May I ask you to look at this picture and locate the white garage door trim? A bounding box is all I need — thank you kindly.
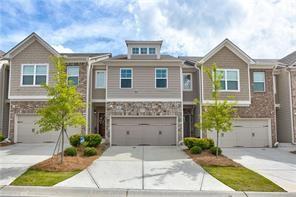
[110,115,179,146]
[206,118,272,148]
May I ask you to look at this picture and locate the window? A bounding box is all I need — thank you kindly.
[155,68,168,88]
[21,64,48,86]
[149,48,156,54]
[253,72,265,92]
[216,69,239,91]
[140,48,147,54]
[120,68,132,88]
[67,66,79,86]
[132,48,139,54]
[183,73,192,91]
[95,70,106,89]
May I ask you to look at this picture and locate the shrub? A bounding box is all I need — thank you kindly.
[206,138,215,148]
[184,137,196,149]
[210,146,222,155]
[193,139,210,150]
[190,146,202,154]
[84,134,102,147]
[0,134,4,142]
[69,134,81,147]
[64,147,77,156]
[84,147,97,156]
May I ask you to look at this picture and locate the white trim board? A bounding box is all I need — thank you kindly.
[106,98,182,102]
[202,100,251,106]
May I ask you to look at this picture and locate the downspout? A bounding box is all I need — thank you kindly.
[194,61,202,138]
[272,64,278,145]
[86,58,92,134]
[288,68,295,144]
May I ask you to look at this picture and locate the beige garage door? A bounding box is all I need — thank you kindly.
[207,120,270,147]
[16,115,81,143]
[111,117,176,146]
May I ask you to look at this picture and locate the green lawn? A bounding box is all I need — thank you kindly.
[11,169,80,186]
[203,166,285,192]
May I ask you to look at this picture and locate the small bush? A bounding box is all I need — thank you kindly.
[0,134,4,142]
[84,147,97,156]
[64,147,77,156]
[81,141,89,147]
[190,146,202,154]
[69,134,81,147]
[193,139,210,150]
[206,138,215,148]
[84,134,102,147]
[184,137,196,149]
[210,146,222,155]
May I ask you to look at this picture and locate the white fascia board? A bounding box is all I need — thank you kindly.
[202,100,251,106]
[106,98,182,102]
[9,96,50,100]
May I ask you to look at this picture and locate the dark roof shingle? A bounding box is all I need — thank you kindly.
[279,51,296,66]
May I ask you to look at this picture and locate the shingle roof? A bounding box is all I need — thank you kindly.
[61,53,111,58]
[0,50,5,58]
[253,59,280,65]
[279,51,296,66]
[109,54,180,60]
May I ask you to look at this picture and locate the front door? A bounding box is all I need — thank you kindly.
[183,114,192,138]
[98,113,105,137]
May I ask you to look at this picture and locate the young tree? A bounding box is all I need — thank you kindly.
[195,64,237,157]
[36,56,85,163]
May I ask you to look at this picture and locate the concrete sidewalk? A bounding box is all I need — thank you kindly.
[1,186,295,197]
[56,146,232,191]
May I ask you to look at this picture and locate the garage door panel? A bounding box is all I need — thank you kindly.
[17,115,81,143]
[111,117,176,146]
[207,120,270,148]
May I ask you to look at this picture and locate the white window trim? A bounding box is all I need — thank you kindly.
[20,64,49,87]
[120,68,133,89]
[253,71,265,92]
[95,70,106,89]
[132,47,156,55]
[215,68,240,92]
[183,73,192,91]
[155,68,168,89]
[67,66,80,85]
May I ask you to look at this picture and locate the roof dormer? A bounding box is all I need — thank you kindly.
[125,40,162,60]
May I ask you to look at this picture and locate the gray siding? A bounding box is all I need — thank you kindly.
[92,69,106,100]
[276,70,292,142]
[107,64,181,99]
[202,46,250,101]
[183,68,199,102]
[10,39,54,96]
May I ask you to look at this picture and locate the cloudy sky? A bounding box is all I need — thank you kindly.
[0,0,295,58]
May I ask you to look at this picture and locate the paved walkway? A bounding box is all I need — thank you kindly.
[0,143,55,185]
[56,146,232,191]
[223,146,296,192]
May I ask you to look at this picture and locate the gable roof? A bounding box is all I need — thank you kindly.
[3,32,59,58]
[199,39,255,65]
[279,51,296,66]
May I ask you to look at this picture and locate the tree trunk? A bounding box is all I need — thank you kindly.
[216,130,219,158]
[61,127,64,164]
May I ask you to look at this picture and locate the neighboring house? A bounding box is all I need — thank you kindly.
[276,51,296,144]
[0,50,9,138]
[0,32,295,147]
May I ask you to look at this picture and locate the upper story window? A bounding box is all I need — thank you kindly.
[140,48,147,54]
[132,48,139,55]
[253,71,265,92]
[67,66,79,86]
[216,69,239,91]
[155,68,168,88]
[21,64,48,86]
[183,73,192,91]
[95,70,106,89]
[120,68,133,88]
[149,48,156,54]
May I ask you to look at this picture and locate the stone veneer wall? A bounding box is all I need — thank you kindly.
[290,69,296,143]
[203,69,277,144]
[105,102,183,143]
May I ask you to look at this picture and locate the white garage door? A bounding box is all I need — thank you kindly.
[111,117,177,146]
[16,115,81,143]
[207,119,270,147]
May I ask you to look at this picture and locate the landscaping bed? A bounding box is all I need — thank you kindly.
[11,134,107,186]
[184,137,285,192]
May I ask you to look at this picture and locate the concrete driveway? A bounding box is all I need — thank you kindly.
[56,146,233,191]
[223,147,296,192]
[0,143,55,186]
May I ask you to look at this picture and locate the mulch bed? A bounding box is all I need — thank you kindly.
[32,143,108,172]
[0,142,14,147]
[185,149,241,167]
